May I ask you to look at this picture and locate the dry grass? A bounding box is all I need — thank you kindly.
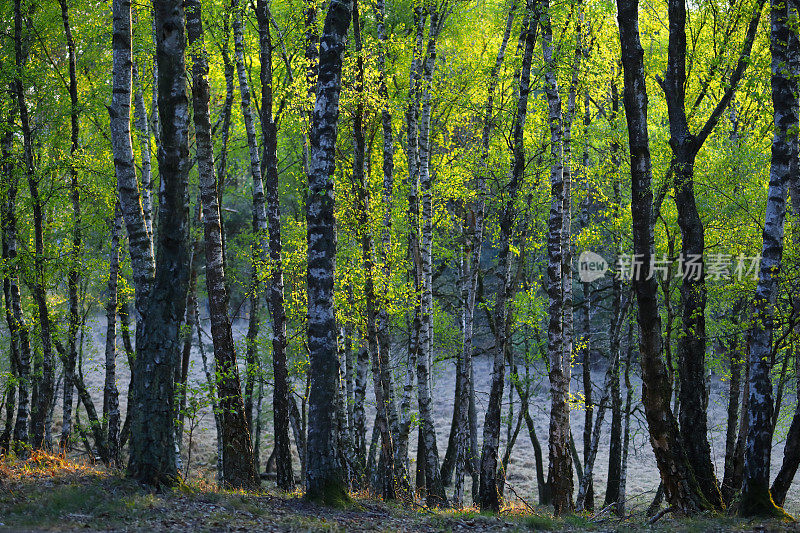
[2,453,799,532]
[0,450,106,481]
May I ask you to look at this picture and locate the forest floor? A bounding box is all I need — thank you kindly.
[1,453,799,532]
[5,312,800,529]
[66,313,800,515]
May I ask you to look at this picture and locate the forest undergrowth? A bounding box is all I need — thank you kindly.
[0,453,795,532]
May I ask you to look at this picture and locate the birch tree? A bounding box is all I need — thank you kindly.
[740,0,797,516]
[128,0,192,487]
[58,0,82,452]
[659,0,764,508]
[415,6,447,508]
[453,0,516,508]
[479,0,537,512]
[305,0,353,505]
[14,0,55,452]
[615,0,710,512]
[187,0,258,490]
[255,0,295,493]
[541,0,573,514]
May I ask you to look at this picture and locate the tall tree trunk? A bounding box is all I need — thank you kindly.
[412,6,447,508]
[349,0,405,501]
[110,0,155,333]
[605,74,624,512]
[399,3,426,476]
[128,0,192,487]
[0,104,20,456]
[305,0,352,504]
[661,0,763,509]
[231,0,268,474]
[741,0,797,516]
[58,0,82,452]
[188,0,258,490]
[453,0,515,508]
[110,0,156,465]
[541,0,572,514]
[373,0,402,484]
[254,0,295,493]
[721,335,742,503]
[479,0,536,512]
[14,0,54,452]
[1,104,30,457]
[616,0,709,513]
[103,206,123,464]
[561,0,582,507]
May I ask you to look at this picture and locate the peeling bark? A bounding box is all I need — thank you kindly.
[305,0,352,504]
[128,0,192,487]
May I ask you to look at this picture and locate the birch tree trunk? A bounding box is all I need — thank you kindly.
[616,0,710,512]
[231,0,268,473]
[128,0,192,487]
[453,0,515,508]
[349,0,406,501]
[562,3,583,509]
[399,4,426,473]
[13,0,54,451]
[479,0,536,512]
[109,0,155,365]
[0,106,29,456]
[132,64,154,239]
[373,0,400,467]
[604,74,623,510]
[416,8,447,507]
[0,112,17,455]
[254,0,295,492]
[541,0,573,514]
[741,0,797,516]
[561,6,581,507]
[660,0,763,509]
[103,206,122,464]
[188,0,258,490]
[231,0,273,460]
[305,0,352,504]
[58,0,82,452]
